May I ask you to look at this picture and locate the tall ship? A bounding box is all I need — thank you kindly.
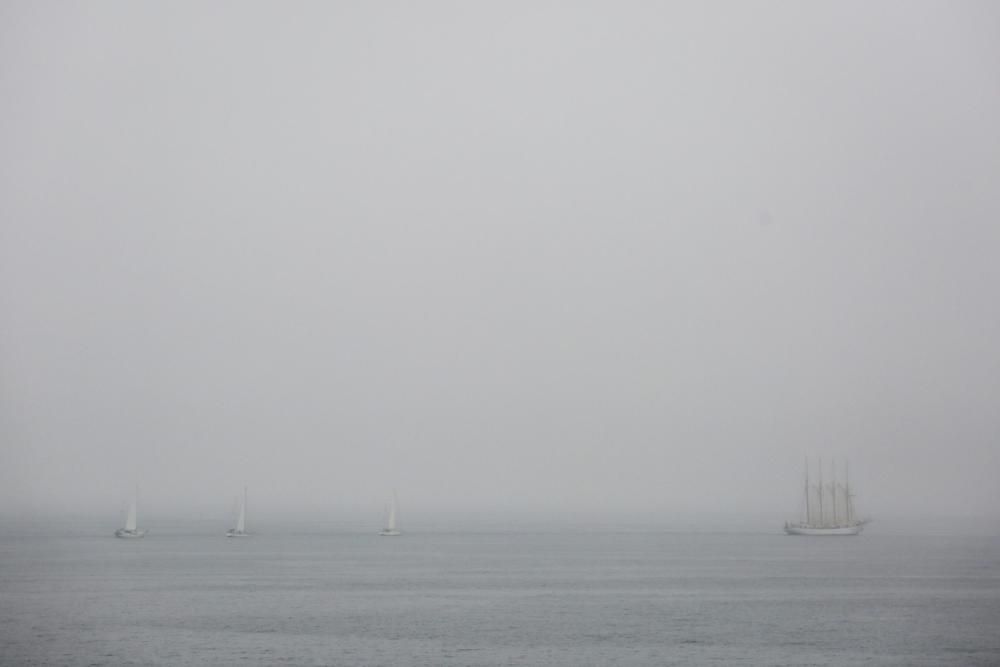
[784,458,869,536]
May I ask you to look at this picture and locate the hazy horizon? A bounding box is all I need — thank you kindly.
[5,502,999,534]
[2,2,999,521]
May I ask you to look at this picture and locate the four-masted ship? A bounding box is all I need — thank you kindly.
[785,458,869,536]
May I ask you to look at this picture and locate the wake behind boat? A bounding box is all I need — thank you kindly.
[784,458,869,536]
[380,491,401,536]
[226,487,249,537]
[115,490,147,538]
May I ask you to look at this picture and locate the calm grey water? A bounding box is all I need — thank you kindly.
[1,519,998,666]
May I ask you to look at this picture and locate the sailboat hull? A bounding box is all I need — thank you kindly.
[114,529,147,538]
[784,524,864,536]
[379,530,401,536]
[226,530,250,537]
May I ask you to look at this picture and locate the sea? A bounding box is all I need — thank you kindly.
[1,516,998,666]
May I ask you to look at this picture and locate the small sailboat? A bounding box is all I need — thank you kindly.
[784,458,870,536]
[380,491,401,536]
[114,489,147,538]
[226,487,249,537]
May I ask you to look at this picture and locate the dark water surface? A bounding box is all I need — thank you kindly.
[1,520,998,666]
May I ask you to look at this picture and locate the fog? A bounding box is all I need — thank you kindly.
[2,1,998,521]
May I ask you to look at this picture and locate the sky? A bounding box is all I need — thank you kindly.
[1,1,999,521]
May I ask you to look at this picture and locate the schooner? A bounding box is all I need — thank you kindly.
[784,458,869,536]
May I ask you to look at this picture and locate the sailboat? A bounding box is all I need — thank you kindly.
[784,458,870,536]
[226,487,249,537]
[380,491,401,536]
[114,489,147,538]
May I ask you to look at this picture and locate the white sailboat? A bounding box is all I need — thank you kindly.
[380,491,401,536]
[784,457,870,536]
[226,487,249,537]
[114,489,147,538]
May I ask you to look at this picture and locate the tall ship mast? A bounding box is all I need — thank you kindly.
[784,458,869,536]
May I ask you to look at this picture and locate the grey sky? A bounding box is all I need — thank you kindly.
[2,1,999,519]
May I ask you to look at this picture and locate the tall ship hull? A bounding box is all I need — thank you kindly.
[786,458,869,537]
[784,522,864,536]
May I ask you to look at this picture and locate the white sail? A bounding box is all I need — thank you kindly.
[236,489,246,533]
[386,498,397,532]
[125,498,137,532]
[227,487,249,537]
[380,491,401,535]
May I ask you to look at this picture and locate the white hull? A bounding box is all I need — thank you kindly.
[114,529,147,538]
[784,523,864,536]
[226,530,250,538]
[380,529,401,536]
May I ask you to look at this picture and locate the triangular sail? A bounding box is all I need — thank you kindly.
[385,493,397,532]
[125,498,137,531]
[236,488,247,533]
